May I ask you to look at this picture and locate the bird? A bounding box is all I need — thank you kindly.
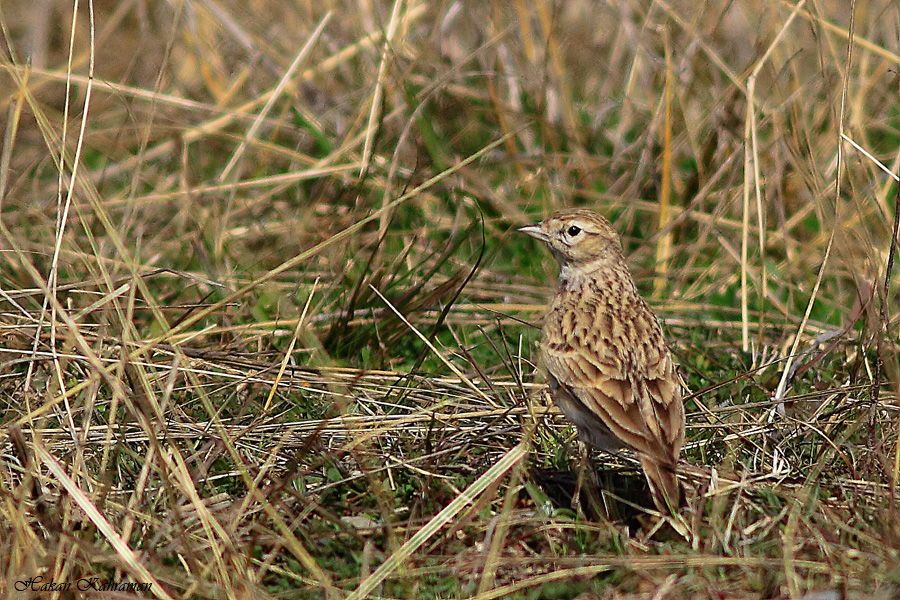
[518,208,685,513]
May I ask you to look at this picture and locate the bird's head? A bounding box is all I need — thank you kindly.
[517,208,623,272]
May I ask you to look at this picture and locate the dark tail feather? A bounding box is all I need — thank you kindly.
[639,456,682,513]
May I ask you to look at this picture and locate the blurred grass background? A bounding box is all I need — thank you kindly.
[0,0,898,597]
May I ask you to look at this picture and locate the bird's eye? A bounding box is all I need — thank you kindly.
[566,225,582,237]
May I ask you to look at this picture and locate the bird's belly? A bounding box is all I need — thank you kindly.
[547,375,626,452]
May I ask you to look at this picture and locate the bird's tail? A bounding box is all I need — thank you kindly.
[639,455,682,514]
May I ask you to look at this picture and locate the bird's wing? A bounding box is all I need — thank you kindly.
[542,294,684,464]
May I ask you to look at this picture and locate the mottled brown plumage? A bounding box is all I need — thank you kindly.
[519,208,685,513]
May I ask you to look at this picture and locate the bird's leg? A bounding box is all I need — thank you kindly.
[584,451,610,520]
[571,441,592,515]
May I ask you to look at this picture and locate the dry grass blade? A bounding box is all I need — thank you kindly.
[218,11,333,182]
[774,0,856,411]
[369,283,496,406]
[347,443,528,600]
[263,278,319,411]
[359,0,404,177]
[33,442,174,600]
[653,27,674,298]
[741,0,808,351]
[841,133,900,183]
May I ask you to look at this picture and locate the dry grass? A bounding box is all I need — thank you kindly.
[0,0,898,598]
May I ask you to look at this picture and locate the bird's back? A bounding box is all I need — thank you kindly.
[541,263,684,465]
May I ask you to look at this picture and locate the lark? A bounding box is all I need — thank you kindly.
[519,208,685,513]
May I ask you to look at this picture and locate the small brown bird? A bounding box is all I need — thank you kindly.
[519,208,685,513]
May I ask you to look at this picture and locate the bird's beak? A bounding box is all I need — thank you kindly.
[517,223,549,242]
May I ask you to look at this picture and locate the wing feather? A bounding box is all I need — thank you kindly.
[541,278,684,464]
